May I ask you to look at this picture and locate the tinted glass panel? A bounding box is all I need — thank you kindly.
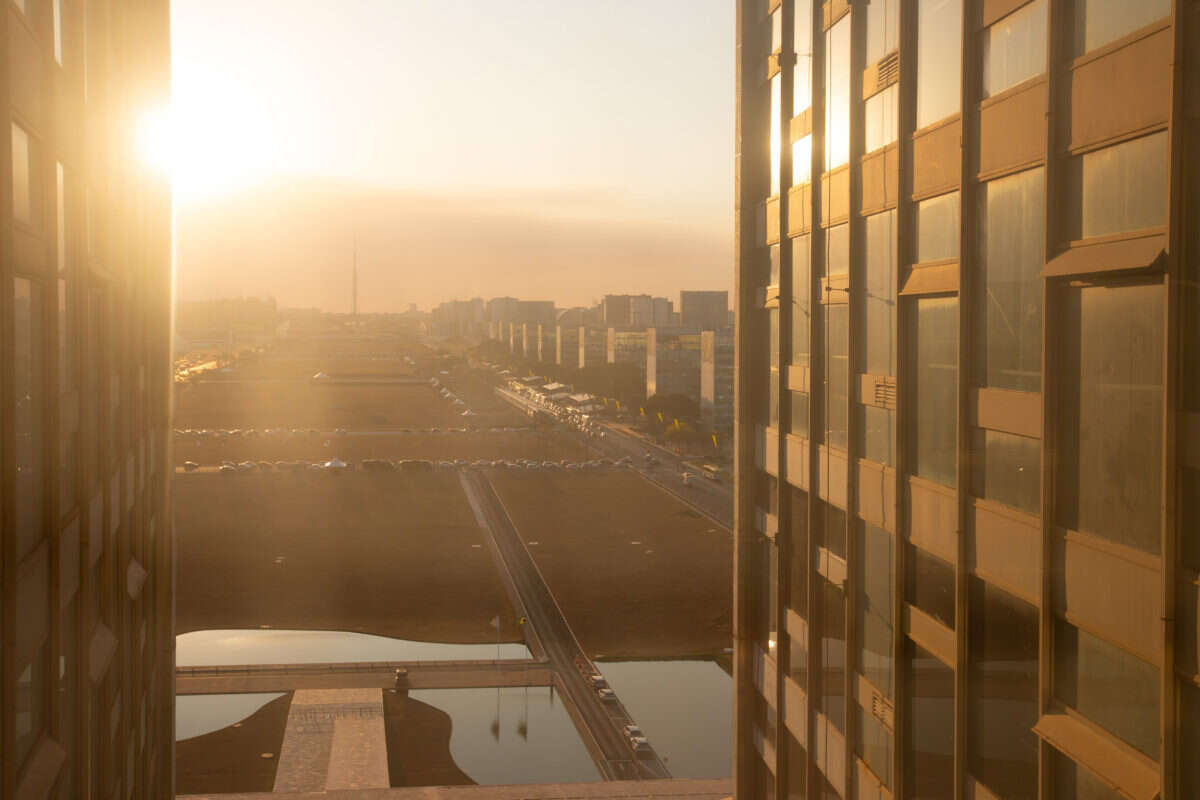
[791,392,810,437]
[771,74,782,197]
[1054,620,1160,758]
[58,599,78,798]
[795,0,813,113]
[1057,283,1162,553]
[770,308,780,368]
[16,278,45,560]
[825,17,851,170]
[865,84,898,154]
[1072,0,1170,56]
[861,405,895,466]
[1182,681,1200,798]
[790,489,809,686]
[16,647,47,770]
[858,705,893,788]
[968,578,1038,799]
[769,244,781,288]
[982,0,1048,97]
[905,642,954,799]
[1069,132,1167,241]
[977,167,1043,391]
[1052,750,1125,800]
[916,192,960,263]
[13,122,34,224]
[911,296,957,486]
[787,732,808,800]
[56,163,67,273]
[864,210,897,376]
[793,134,812,185]
[917,0,962,128]
[858,522,893,697]
[793,235,811,365]
[972,428,1040,514]
[825,223,849,277]
[865,0,899,65]
[770,6,783,53]
[825,304,848,450]
[906,543,955,629]
[820,578,846,732]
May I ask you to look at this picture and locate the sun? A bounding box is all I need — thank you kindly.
[137,107,177,177]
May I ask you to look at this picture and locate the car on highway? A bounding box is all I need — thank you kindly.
[597,687,617,703]
[588,674,607,689]
[182,461,199,472]
[629,735,653,754]
[622,724,643,738]
[218,464,236,474]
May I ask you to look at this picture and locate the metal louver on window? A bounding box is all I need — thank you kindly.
[876,51,900,93]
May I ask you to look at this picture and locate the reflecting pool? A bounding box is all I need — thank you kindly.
[176,692,286,741]
[176,629,530,666]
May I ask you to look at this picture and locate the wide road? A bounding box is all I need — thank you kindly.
[460,471,670,781]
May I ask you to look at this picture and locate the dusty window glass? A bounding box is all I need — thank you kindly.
[770,307,780,368]
[790,488,809,686]
[968,578,1038,799]
[770,6,783,53]
[757,535,780,656]
[1182,682,1200,797]
[788,733,808,798]
[12,122,35,225]
[1054,620,1160,758]
[770,370,781,427]
[1072,0,1170,56]
[857,521,893,697]
[824,304,849,451]
[865,0,899,65]
[821,502,847,561]
[864,210,897,376]
[771,74,783,197]
[906,543,955,629]
[793,134,812,185]
[820,577,846,732]
[1068,132,1167,241]
[825,16,851,170]
[16,646,47,770]
[911,296,957,486]
[972,428,1040,514]
[861,405,895,466]
[825,223,849,277]
[1052,750,1124,800]
[905,642,955,799]
[1057,283,1162,553]
[917,0,962,128]
[791,392,810,437]
[976,167,1043,391]
[982,0,1047,97]
[793,234,811,365]
[864,85,898,154]
[858,705,893,788]
[769,243,781,287]
[16,278,45,561]
[795,0,813,114]
[916,192,960,263]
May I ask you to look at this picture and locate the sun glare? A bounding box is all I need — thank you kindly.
[138,107,176,177]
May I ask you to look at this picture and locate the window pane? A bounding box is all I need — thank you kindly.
[976,167,1043,391]
[820,578,846,732]
[59,278,73,393]
[795,0,813,113]
[1069,132,1167,241]
[12,122,34,224]
[1054,621,1160,758]
[16,647,47,769]
[1072,0,1170,56]
[771,74,782,197]
[57,599,78,799]
[770,308,780,368]
[858,705,893,788]
[792,134,812,185]
[824,304,848,450]
[791,392,810,437]
[1182,681,1200,798]
[770,6,783,53]
[16,278,45,560]
[789,488,809,686]
[982,0,1048,98]
[787,732,808,800]
[865,0,899,65]
[905,642,954,800]
[1057,283,1162,553]
[911,296,957,486]
[864,209,897,376]
[861,405,895,466]
[968,578,1038,799]
[1052,750,1125,800]
[825,17,851,170]
[769,243,781,287]
[864,84,898,154]
[858,522,893,698]
[54,0,63,64]
[906,543,955,629]
[917,0,962,128]
[972,428,1040,514]
[825,223,849,277]
[793,234,811,365]
[770,370,781,427]
[916,192,960,263]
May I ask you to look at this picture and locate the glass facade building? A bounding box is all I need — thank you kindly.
[3,0,173,797]
[734,0,1198,798]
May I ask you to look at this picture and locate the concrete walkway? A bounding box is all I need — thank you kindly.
[273,689,390,792]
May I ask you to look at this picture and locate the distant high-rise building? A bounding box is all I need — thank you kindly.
[733,2,1198,799]
[646,327,703,402]
[579,326,607,369]
[652,297,675,327]
[603,294,634,326]
[700,330,733,432]
[2,1,175,796]
[607,327,649,384]
[680,290,729,331]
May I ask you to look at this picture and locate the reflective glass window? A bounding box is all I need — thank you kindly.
[16,278,45,560]
[57,598,78,798]
[824,304,848,451]
[865,0,899,65]
[861,405,895,466]
[1068,132,1167,241]
[770,243,781,288]
[864,210,897,376]
[13,122,35,225]
[56,163,67,273]
[791,392,810,437]
[858,521,893,697]
[54,0,63,64]
[771,74,783,197]
[793,234,811,365]
[795,0,813,114]
[770,308,780,368]
[906,543,955,629]
[59,278,73,393]
[911,296,957,486]
[1182,681,1200,798]
[865,85,898,154]
[1057,283,1162,553]
[820,578,846,732]
[972,428,1040,513]
[917,0,962,128]
[825,17,851,170]
[757,534,780,657]
[16,647,47,770]
[968,578,1038,799]
[787,732,808,800]
[790,488,809,686]
[1072,0,1170,57]
[976,167,1043,391]
[858,705,893,788]
[770,6,783,53]
[1052,750,1125,800]
[825,223,849,277]
[1054,620,1160,758]
[904,642,954,799]
[916,192,960,263]
[982,0,1048,98]
[792,134,812,186]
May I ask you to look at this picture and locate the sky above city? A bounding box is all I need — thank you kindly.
[169,0,735,311]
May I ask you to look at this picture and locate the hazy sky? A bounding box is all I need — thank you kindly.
[170,1,735,310]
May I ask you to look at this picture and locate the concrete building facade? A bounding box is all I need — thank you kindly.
[606,327,649,383]
[680,290,729,331]
[579,326,607,370]
[537,323,556,364]
[556,324,580,368]
[3,0,175,797]
[700,330,734,432]
[646,327,703,403]
[733,1,1200,799]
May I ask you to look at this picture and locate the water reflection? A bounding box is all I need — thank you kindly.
[597,660,732,779]
[409,687,599,785]
[176,629,530,666]
[176,692,285,741]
